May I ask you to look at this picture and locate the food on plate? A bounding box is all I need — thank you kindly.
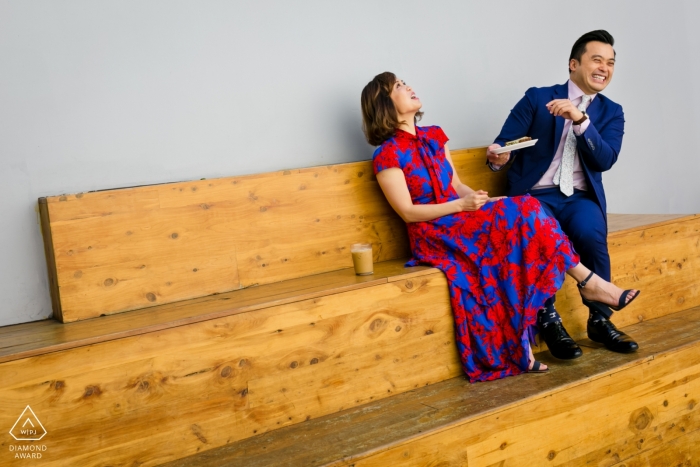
[505,136,532,147]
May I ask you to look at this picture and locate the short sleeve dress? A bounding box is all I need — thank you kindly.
[373,126,579,382]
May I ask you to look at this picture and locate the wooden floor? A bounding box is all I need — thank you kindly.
[161,305,700,467]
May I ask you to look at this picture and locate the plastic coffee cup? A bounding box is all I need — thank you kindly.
[351,243,373,276]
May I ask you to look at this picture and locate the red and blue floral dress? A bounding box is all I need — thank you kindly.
[373,126,580,382]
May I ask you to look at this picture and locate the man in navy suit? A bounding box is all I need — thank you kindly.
[487,30,638,359]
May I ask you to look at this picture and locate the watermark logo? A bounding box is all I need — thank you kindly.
[9,406,46,441]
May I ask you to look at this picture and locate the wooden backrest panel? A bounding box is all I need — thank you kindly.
[40,146,505,322]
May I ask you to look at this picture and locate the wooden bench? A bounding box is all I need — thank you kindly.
[1,147,699,466]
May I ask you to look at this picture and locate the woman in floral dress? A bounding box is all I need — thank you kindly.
[360,72,639,382]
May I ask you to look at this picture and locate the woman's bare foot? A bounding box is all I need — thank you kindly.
[568,264,638,308]
[528,345,547,371]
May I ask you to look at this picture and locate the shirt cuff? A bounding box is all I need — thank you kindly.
[573,118,590,136]
[487,161,506,172]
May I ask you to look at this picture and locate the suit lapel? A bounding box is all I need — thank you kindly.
[552,83,568,157]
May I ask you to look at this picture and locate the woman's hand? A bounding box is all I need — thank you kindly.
[459,190,490,211]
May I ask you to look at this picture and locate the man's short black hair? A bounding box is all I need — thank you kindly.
[569,30,615,72]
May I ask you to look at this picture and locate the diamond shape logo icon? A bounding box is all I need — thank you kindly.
[9,406,47,441]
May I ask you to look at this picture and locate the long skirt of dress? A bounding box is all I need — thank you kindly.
[406,195,580,382]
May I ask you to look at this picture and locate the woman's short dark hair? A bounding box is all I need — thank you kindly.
[569,30,615,72]
[361,71,423,146]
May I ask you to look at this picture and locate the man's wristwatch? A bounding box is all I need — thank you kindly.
[573,112,588,126]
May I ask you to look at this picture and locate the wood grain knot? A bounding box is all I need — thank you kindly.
[369,318,387,333]
[83,385,102,398]
[395,326,402,332]
[192,268,198,272]
[220,366,232,378]
[103,278,114,287]
[310,358,319,365]
[689,399,696,410]
[405,280,413,289]
[146,293,157,302]
[290,361,298,369]
[357,171,364,177]
[547,450,556,460]
[75,193,83,198]
[239,388,248,397]
[200,203,210,210]
[425,329,434,335]
[663,400,669,407]
[260,206,267,212]
[138,381,149,392]
[171,232,179,239]
[125,230,132,236]
[53,380,65,390]
[629,406,653,432]
[238,359,248,367]
[59,196,67,201]
[499,442,507,450]
[73,270,82,279]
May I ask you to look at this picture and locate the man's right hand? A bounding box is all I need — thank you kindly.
[486,144,511,168]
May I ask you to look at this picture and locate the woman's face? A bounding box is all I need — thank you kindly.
[390,79,421,116]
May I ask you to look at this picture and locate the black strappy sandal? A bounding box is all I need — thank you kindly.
[577,271,641,313]
[528,360,548,373]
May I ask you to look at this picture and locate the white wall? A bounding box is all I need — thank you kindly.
[1,0,699,326]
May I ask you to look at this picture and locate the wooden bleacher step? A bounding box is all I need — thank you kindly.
[160,304,700,467]
[0,259,435,364]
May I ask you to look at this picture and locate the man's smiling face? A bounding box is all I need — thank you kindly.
[570,41,616,94]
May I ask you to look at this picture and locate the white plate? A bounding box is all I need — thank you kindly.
[491,138,538,154]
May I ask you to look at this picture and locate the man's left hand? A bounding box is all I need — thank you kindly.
[546,99,583,122]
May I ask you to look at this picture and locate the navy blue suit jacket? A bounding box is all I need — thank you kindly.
[493,82,625,217]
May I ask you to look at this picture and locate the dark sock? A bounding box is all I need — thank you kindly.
[589,309,608,323]
[538,304,561,328]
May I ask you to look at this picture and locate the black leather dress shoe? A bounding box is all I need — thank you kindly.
[540,321,583,360]
[587,319,639,353]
